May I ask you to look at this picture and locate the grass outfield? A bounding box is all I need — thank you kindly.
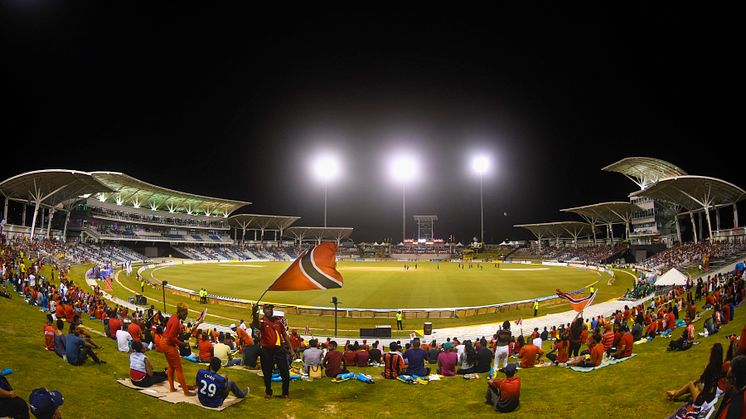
[2,266,741,418]
[142,261,619,308]
[109,263,633,337]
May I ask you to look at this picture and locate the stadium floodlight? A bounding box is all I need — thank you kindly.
[388,153,420,243]
[311,153,342,227]
[471,154,491,244]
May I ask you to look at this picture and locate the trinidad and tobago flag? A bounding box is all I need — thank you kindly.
[556,289,598,313]
[266,242,343,291]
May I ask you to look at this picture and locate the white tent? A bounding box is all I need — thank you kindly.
[654,268,688,286]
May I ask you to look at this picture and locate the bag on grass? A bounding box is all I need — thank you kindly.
[309,365,322,379]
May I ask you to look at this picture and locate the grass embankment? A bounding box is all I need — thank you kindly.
[2,273,740,418]
[118,262,630,337]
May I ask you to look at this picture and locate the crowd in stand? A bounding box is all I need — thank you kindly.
[4,234,746,416]
[512,244,627,263]
[640,241,746,274]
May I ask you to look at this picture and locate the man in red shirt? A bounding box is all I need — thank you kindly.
[568,334,605,367]
[128,321,142,343]
[323,341,348,377]
[108,316,121,340]
[252,303,294,399]
[612,329,634,359]
[485,363,520,413]
[162,303,200,396]
[517,340,544,368]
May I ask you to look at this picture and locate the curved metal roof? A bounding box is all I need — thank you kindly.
[228,214,301,231]
[561,202,640,223]
[514,221,594,238]
[284,226,353,241]
[602,157,688,189]
[90,171,250,216]
[0,169,113,207]
[629,176,746,211]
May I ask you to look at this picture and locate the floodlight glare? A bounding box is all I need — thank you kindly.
[472,155,490,175]
[389,155,418,183]
[312,154,341,182]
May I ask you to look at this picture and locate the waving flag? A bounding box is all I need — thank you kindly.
[556,289,597,312]
[265,242,343,291]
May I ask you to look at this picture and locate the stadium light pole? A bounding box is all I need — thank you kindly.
[472,155,490,244]
[389,154,418,244]
[312,154,341,227]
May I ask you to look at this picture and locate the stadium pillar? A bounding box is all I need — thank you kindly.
[607,223,614,245]
[590,221,597,244]
[241,226,246,246]
[22,203,27,226]
[716,207,721,232]
[62,210,71,242]
[690,212,698,243]
[675,213,683,244]
[704,206,714,241]
[29,201,41,240]
[734,204,739,229]
[3,198,7,223]
[46,208,55,238]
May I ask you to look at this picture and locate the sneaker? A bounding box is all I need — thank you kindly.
[242,387,250,398]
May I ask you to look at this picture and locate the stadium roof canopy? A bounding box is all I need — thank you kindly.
[561,202,641,242]
[228,214,301,233]
[602,157,688,189]
[629,175,746,240]
[514,221,595,250]
[0,169,115,238]
[90,171,250,217]
[284,226,353,244]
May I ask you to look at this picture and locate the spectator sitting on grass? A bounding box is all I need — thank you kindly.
[130,341,167,388]
[198,332,213,363]
[29,387,63,419]
[355,345,369,367]
[53,320,66,359]
[302,339,323,374]
[368,342,382,366]
[196,357,249,409]
[0,371,29,419]
[566,334,604,367]
[323,341,348,378]
[457,340,478,374]
[66,324,105,365]
[427,340,440,365]
[715,355,746,418]
[517,337,544,368]
[381,342,406,379]
[437,342,458,377]
[404,338,430,377]
[666,343,723,403]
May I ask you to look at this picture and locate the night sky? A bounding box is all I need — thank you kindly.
[1,4,742,243]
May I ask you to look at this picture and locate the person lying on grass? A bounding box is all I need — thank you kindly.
[666,342,723,404]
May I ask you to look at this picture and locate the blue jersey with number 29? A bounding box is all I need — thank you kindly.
[196,369,227,407]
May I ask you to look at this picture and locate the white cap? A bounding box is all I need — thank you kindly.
[229,323,236,329]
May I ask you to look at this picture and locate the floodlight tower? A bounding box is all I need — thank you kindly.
[312,154,341,228]
[389,154,418,244]
[472,155,490,244]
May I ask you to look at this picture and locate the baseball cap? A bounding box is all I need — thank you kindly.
[229,323,236,329]
[501,363,517,377]
[29,388,64,419]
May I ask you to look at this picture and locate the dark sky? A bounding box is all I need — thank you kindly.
[1,4,742,242]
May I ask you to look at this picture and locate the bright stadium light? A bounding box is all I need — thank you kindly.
[472,155,490,175]
[471,154,491,244]
[388,153,420,243]
[311,153,342,227]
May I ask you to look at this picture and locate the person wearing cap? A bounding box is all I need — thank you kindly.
[28,388,62,419]
[252,303,294,399]
[485,363,520,413]
[130,341,167,388]
[196,357,249,408]
[0,372,29,419]
[437,342,458,376]
[162,302,199,396]
[115,319,133,352]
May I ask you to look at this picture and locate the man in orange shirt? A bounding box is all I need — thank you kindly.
[612,329,634,359]
[161,303,201,395]
[485,363,520,413]
[517,339,544,368]
[568,334,604,367]
[128,320,142,343]
[231,323,254,365]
